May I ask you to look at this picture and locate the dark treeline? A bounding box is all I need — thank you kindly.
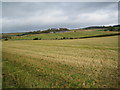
[16,28,69,36]
[84,25,120,31]
[33,33,120,40]
[1,25,120,41]
[84,26,107,29]
[16,25,120,36]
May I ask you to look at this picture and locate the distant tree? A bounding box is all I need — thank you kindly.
[4,38,8,41]
[63,37,66,39]
[60,38,63,40]
[2,35,11,40]
[33,37,39,40]
[104,29,108,31]
[59,28,69,31]
[117,27,120,31]
[70,37,73,39]
[108,26,115,31]
[113,25,120,27]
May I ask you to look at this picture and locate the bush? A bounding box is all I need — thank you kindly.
[4,38,8,41]
[2,35,11,39]
[33,38,39,40]
[117,27,120,31]
[104,29,108,31]
[70,37,73,39]
[108,26,114,31]
[74,37,78,39]
[60,38,63,40]
[63,37,66,39]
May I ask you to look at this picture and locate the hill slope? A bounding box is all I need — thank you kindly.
[10,30,119,40]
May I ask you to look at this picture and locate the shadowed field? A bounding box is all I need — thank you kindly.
[2,36,119,88]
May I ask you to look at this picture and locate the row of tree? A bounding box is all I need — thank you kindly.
[106,26,120,31]
[15,25,120,37]
[84,25,120,31]
[33,37,74,40]
[23,28,69,35]
[1,28,69,40]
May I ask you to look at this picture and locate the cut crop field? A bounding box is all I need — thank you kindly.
[2,36,119,88]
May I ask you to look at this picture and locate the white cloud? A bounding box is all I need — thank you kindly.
[76,11,117,24]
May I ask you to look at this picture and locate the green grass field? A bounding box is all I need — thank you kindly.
[11,30,118,40]
[2,36,119,88]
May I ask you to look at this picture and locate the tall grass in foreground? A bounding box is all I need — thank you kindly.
[2,36,119,88]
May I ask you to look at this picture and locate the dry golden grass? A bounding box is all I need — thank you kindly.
[2,36,119,88]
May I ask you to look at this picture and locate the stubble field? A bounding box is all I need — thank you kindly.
[2,36,119,88]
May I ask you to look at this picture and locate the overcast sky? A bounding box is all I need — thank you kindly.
[2,2,118,33]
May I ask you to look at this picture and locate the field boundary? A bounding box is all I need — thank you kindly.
[79,33,120,39]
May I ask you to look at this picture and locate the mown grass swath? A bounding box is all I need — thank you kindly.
[2,36,119,88]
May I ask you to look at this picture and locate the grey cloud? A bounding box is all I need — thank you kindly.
[2,2,118,33]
